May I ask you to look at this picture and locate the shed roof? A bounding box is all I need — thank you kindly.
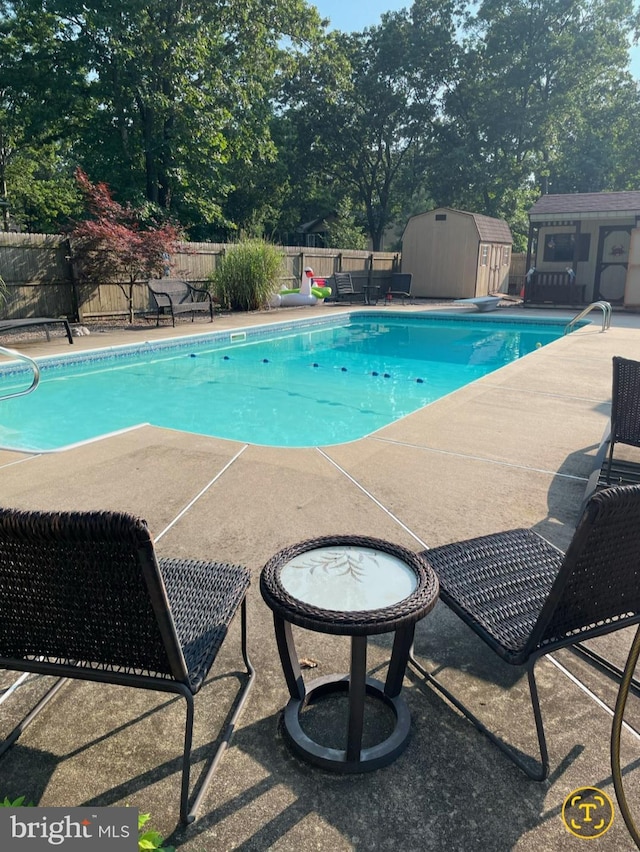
[468,211,512,243]
[529,191,640,218]
[406,207,512,243]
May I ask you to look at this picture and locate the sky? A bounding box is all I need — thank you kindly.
[311,0,640,79]
[312,0,407,32]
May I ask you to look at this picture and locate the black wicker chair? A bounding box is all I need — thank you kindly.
[582,356,640,508]
[0,508,255,824]
[410,484,640,780]
[603,356,640,485]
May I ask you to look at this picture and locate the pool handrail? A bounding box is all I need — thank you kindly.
[0,345,40,400]
[564,301,612,335]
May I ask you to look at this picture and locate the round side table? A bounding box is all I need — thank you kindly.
[260,534,439,773]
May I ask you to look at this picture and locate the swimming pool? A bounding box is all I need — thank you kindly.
[0,312,577,451]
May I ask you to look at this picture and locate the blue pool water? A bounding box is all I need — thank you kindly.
[0,313,573,451]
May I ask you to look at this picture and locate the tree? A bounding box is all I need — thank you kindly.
[325,199,368,250]
[429,0,640,247]
[41,0,323,229]
[70,170,184,323]
[545,74,640,193]
[282,2,458,249]
[0,1,87,231]
[5,141,81,233]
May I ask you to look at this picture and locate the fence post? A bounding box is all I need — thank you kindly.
[65,239,81,323]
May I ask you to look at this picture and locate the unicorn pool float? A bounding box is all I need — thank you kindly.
[270,266,332,307]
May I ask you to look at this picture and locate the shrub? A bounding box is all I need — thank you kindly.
[70,169,184,323]
[0,275,8,313]
[209,239,284,311]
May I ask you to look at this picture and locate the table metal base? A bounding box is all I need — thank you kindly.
[282,673,411,773]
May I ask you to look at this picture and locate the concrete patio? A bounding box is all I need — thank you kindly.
[1,301,640,850]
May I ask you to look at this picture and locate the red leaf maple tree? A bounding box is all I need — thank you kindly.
[70,169,184,323]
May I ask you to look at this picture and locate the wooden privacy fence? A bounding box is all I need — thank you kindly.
[0,234,77,320]
[0,235,401,321]
[508,252,527,296]
[0,234,528,321]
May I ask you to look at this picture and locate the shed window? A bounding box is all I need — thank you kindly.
[543,233,590,263]
[435,214,447,221]
[480,245,489,266]
[502,246,511,266]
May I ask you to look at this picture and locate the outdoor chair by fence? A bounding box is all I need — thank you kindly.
[0,318,74,344]
[0,507,255,824]
[384,273,413,304]
[410,484,640,780]
[148,278,214,327]
[331,272,367,304]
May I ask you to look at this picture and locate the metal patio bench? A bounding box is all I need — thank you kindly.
[410,484,640,780]
[0,507,255,824]
[148,278,214,326]
[523,270,585,306]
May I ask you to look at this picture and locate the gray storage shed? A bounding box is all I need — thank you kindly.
[401,207,512,299]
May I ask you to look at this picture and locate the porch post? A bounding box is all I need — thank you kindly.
[525,221,536,271]
[572,219,581,274]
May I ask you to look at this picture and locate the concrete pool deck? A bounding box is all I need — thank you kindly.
[1,301,640,850]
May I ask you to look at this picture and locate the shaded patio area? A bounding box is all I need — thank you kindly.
[1,303,640,850]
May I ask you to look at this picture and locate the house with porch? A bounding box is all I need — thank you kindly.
[525,191,640,307]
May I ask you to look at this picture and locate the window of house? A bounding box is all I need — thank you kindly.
[543,233,590,263]
[502,246,511,266]
[480,245,489,266]
[435,214,447,221]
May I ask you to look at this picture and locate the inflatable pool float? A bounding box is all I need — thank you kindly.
[270,267,332,307]
[279,290,318,306]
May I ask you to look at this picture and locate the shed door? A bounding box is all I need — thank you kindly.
[489,245,502,293]
[595,226,632,304]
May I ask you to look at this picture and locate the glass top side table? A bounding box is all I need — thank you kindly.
[260,534,439,773]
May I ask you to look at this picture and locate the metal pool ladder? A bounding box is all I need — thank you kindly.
[0,345,40,400]
[564,301,612,335]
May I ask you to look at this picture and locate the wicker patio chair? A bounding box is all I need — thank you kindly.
[603,356,640,485]
[410,484,640,780]
[0,507,255,824]
[582,356,640,508]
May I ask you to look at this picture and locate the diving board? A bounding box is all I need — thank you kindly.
[453,296,502,312]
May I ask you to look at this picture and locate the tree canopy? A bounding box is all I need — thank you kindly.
[1,0,640,249]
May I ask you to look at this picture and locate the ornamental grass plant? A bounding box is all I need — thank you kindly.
[209,239,284,311]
